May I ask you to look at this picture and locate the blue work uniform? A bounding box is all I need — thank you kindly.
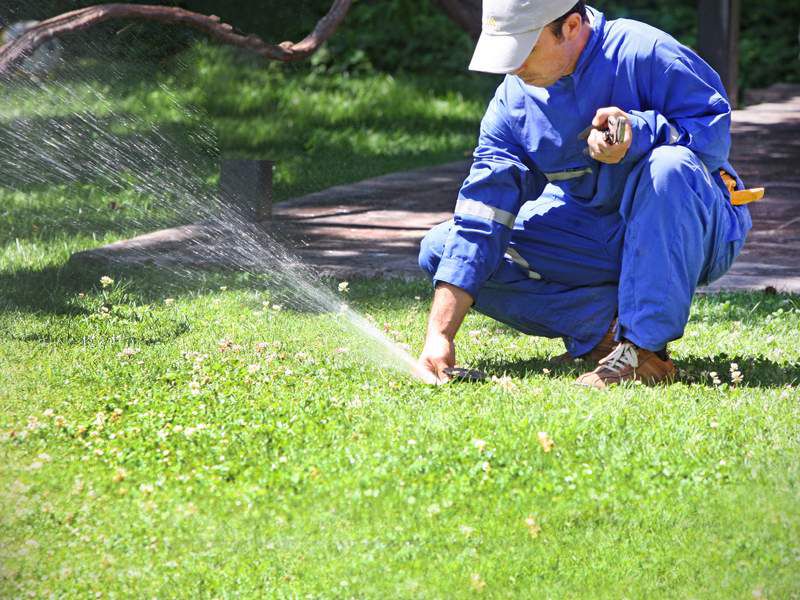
[419,7,752,356]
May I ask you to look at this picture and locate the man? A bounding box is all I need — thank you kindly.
[416,0,752,388]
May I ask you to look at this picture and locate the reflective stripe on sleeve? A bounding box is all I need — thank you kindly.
[505,247,542,280]
[669,124,680,144]
[543,167,593,182]
[454,198,516,229]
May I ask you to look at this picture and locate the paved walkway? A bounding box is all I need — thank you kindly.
[74,84,800,293]
[273,83,800,292]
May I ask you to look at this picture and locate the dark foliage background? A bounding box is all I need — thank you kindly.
[2,0,799,91]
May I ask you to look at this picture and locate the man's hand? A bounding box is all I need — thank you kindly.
[586,107,633,164]
[417,332,456,384]
[416,282,473,385]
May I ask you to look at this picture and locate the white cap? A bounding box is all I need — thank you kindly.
[469,0,579,74]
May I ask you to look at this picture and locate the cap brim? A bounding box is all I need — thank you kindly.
[468,28,542,74]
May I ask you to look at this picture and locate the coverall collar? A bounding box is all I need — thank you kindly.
[568,7,605,86]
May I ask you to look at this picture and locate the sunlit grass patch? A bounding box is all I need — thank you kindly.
[1,273,798,597]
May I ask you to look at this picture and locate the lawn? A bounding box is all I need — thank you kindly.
[1,47,799,598]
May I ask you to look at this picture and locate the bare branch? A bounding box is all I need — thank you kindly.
[0,1,353,77]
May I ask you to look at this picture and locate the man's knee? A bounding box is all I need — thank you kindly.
[623,145,711,222]
[641,145,706,194]
[418,220,452,278]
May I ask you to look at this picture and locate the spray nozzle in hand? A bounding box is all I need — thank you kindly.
[578,114,629,146]
[603,115,628,145]
[442,367,487,383]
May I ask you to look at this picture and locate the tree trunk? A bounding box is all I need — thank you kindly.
[432,0,482,41]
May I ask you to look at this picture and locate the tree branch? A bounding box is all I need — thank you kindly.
[0,1,353,77]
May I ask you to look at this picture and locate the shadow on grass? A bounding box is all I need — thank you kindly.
[0,263,192,345]
[474,352,800,389]
[2,259,797,389]
[0,261,427,315]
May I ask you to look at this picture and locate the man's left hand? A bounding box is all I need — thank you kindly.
[586,107,633,164]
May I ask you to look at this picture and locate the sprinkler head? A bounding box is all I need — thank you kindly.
[443,367,486,383]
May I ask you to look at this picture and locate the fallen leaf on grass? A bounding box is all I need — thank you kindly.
[525,516,542,538]
[470,573,486,592]
[538,431,555,453]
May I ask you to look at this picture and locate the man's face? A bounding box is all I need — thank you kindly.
[513,16,583,88]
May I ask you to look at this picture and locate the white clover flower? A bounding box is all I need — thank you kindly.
[729,363,744,385]
[100,276,114,288]
[472,438,487,452]
[491,374,515,391]
[338,281,350,293]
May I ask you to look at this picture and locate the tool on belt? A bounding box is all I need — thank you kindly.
[720,170,765,206]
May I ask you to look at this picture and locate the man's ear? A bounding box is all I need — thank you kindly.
[563,13,584,41]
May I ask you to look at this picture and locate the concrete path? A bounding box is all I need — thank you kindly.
[74,84,800,293]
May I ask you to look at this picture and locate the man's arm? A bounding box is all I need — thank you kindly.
[417,283,473,384]
[624,49,733,171]
[415,82,544,384]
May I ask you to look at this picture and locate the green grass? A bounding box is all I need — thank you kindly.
[1,47,800,598]
[1,272,799,598]
[0,45,496,203]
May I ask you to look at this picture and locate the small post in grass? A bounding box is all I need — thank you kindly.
[219,158,274,222]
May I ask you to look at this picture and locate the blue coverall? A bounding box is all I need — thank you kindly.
[419,7,752,356]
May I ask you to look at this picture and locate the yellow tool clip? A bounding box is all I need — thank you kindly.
[720,170,765,206]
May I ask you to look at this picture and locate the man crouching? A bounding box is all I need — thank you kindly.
[416,1,752,388]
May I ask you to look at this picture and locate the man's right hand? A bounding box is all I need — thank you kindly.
[415,282,473,385]
[416,332,456,384]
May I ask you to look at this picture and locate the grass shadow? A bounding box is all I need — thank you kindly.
[474,352,799,389]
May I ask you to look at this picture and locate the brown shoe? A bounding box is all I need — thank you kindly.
[553,320,617,365]
[575,341,677,389]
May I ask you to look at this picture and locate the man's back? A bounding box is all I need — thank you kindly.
[486,7,737,215]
